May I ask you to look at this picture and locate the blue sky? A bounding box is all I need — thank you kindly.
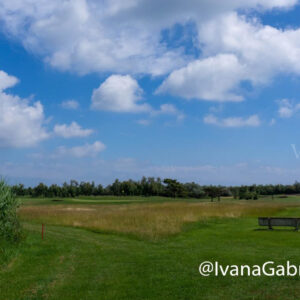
[1,0,300,186]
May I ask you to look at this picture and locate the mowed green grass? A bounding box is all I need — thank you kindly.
[2,196,300,299]
[19,195,210,206]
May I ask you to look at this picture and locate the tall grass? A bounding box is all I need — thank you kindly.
[20,202,284,240]
[0,180,22,242]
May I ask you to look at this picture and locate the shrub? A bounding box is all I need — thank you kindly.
[0,180,22,242]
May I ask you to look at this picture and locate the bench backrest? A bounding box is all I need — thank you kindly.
[259,217,300,227]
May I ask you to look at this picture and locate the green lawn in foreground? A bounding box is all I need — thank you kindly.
[2,196,300,299]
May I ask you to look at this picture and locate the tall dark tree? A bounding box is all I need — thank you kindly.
[163,179,185,198]
[204,186,219,202]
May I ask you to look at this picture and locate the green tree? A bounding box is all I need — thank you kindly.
[111,179,121,196]
[184,182,205,198]
[204,186,219,202]
[33,182,48,197]
[163,179,185,198]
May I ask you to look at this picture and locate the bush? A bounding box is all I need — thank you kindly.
[0,180,22,242]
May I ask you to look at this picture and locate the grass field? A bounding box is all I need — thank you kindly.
[2,196,300,299]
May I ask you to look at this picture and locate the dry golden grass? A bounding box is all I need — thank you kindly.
[19,202,285,240]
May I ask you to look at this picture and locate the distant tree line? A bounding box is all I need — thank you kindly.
[10,178,300,201]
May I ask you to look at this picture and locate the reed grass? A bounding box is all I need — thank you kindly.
[19,201,285,240]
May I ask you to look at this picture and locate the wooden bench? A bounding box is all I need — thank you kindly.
[258,217,300,231]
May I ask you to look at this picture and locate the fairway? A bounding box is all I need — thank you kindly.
[2,196,300,299]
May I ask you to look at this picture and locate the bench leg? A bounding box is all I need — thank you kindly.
[268,218,273,230]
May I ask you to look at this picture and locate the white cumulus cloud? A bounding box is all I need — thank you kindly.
[158,11,300,101]
[92,75,185,119]
[54,122,93,138]
[91,75,150,113]
[0,70,19,91]
[157,54,245,101]
[1,1,300,103]
[0,70,48,148]
[0,0,297,76]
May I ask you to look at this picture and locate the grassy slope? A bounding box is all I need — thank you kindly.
[2,196,300,299]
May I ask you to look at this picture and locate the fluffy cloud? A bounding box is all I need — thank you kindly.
[199,12,300,80]
[92,75,186,121]
[0,0,297,76]
[152,104,185,121]
[0,71,19,91]
[204,114,261,127]
[91,75,150,113]
[1,1,300,103]
[199,13,300,99]
[157,54,245,101]
[56,141,106,158]
[54,122,93,138]
[158,11,300,101]
[61,100,79,110]
[278,99,300,118]
[0,70,48,148]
